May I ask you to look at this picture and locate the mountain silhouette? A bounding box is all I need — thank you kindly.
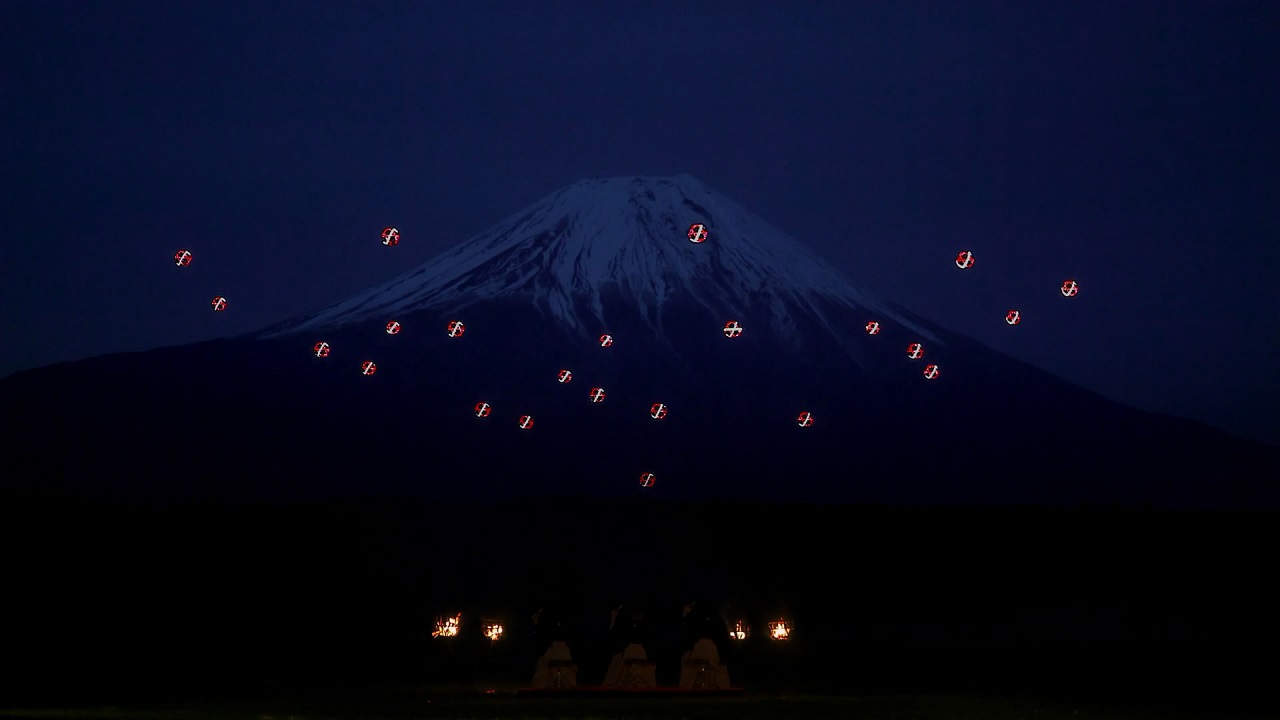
[4,175,1277,508]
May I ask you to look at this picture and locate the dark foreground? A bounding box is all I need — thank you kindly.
[2,496,1275,717]
[1,685,1274,720]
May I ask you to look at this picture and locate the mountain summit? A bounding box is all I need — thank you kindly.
[3,176,1278,508]
[260,175,941,365]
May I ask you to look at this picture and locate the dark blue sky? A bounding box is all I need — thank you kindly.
[4,0,1278,446]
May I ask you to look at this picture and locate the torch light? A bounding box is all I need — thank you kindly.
[432,613,462,638]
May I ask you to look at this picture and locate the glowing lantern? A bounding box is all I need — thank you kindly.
[385,320,401,335]
[589,387,606,403]
[474,401,491,418]
[639,472,655,488]
[688,223,708,244]
[599,333,613,347]
[1061,279,1079,297]
[558,369,573,383]
[906,342,924,360]
[447,320,466,337]
[174,249,192,267]
[650,402,668,420]
[768,619,791,640]
[381,227,399,246]
[518,415,534,430]
[955,250,975,269]
[1005,310,1021,325]
[729,621,750,641]
[360,360,377,376]
[432,613,461,638]
[923,364,939,380]
[312,341,330,358]
[722,321,743,338]
[211,296,227,312]
[796,411,813,428]
[482,620,504,642]
[865,321,880,335]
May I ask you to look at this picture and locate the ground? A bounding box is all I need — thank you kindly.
[4,500,1276,720]
[0,684,1272,720]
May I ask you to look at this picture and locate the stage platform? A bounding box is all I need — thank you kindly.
[516,686,747,697]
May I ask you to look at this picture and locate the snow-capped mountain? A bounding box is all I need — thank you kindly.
[4,175,1279,509]
[259,174,942,361]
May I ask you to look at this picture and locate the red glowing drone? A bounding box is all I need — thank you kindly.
[474,402,491,418]
[174,249,192,267]
[640,472,656,488]
[688,223,708,243]
[360,360,377,376]
[589,387,606,403]
[518,415,534,430]
[955,251,975,269]
[723,321,743,338]
[211,296,227,312]
[1006,310,1021,325]
[923,364,940,380]
[447,320,465,338]
[797,411,813,428]
[381,227,399,246]
[650,402,668,420]
[599,333,613,347]
[906,342,924,360]
[557,369,573,383]
[385,320,401,335]
[1061,279,1079,297]
[313,341,330,358]
[865,321,881,335]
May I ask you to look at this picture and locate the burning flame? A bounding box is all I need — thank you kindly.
[768,620,791,640]
[729,621,750,640]
[483,622,504,641]
[432,613,462,638]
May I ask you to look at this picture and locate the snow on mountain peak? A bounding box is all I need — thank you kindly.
[258,175,941,348]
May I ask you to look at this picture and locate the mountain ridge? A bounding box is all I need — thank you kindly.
[3,175,1278,508]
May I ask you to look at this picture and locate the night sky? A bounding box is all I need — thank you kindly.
[4,1,1278,446]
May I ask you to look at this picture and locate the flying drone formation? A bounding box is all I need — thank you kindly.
[172,224,1078,489]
